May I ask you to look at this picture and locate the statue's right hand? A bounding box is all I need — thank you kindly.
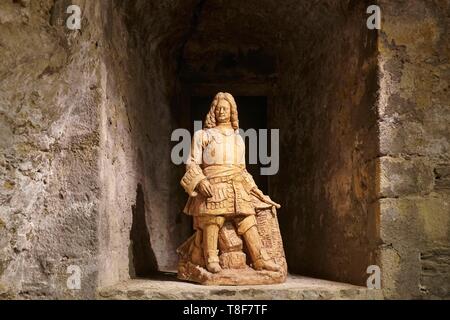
[197,179,213,198]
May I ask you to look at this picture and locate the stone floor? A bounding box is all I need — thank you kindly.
[97,272,383,300]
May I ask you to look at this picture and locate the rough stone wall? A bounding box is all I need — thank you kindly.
[377,0,450,299]
[0,0,105,298]
[97,0,196,286]
[270,0,379,286]
[97,1,142,288]
[0,0,197,298]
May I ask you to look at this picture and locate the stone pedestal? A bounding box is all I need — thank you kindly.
[97,274,384,300]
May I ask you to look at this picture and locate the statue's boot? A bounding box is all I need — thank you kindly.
[243,225,281,272]
[203,223,222,273]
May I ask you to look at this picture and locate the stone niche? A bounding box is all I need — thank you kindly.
[98,0,379,289]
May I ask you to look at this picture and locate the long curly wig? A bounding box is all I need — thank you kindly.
[204,92,239,130]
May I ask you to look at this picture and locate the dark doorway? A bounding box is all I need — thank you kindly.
[190,96,268,193]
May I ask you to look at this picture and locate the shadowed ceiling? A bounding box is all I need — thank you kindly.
[118,0,357,81]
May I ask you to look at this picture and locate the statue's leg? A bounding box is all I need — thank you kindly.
[235,215,281,272]
[198,216,225,273]
[190,229,204,266]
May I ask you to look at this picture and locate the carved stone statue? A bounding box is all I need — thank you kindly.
[177,92,287,285]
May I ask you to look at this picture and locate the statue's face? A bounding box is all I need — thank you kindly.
[215,99,231,123]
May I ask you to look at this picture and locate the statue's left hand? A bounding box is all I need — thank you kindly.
[251,188,281,209]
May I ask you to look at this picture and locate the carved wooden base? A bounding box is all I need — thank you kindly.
[177,261,287,286]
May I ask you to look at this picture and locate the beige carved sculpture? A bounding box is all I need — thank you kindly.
[177,92,287,285]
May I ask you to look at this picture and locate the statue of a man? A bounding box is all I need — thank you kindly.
[178,92,286,284]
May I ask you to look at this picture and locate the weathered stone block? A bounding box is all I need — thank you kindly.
[378,245,401,299]
[380,196,449,247]
[420,247,450,298]
[434,165,450,190]
[379,157,434,198]
[379,121,425,155]
[379,117,449,158]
